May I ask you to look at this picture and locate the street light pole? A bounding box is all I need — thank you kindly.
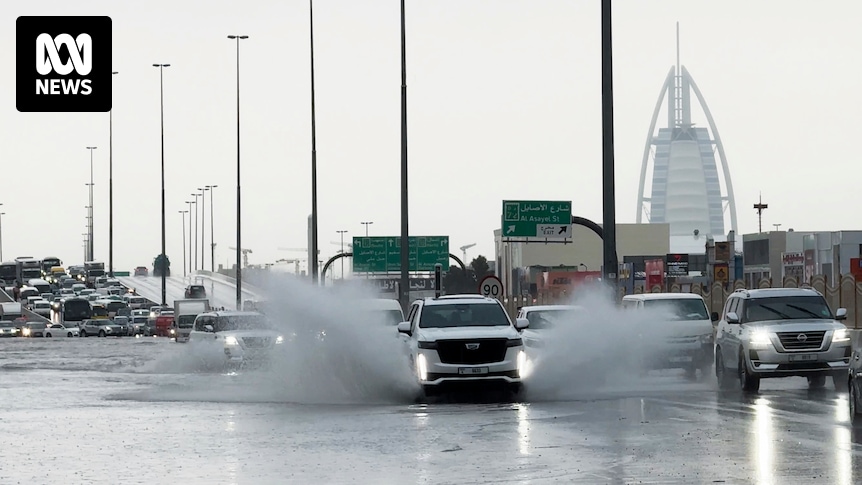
[0,211,5,261]
[86,146,97,261]
[198,187,208,271]
[109,71,118,277]
[191,192,200,272]
[153,63,170,306]
[206,185,218,271]
[600,0,619,288]
[308,0,320,285]
[336,230,348,279]
[361,221,373,237]
[179,210,188,277]
[399,0,410,312]
[228,34,249,310]
[186,200,194,274]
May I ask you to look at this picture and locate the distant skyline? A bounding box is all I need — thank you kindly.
[3,1,860,273]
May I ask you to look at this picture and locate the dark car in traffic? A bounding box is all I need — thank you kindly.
[185,285,206,299]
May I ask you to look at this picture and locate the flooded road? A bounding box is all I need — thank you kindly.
[1,337,860,484]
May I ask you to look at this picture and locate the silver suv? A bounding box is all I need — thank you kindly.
[714,287,850,392]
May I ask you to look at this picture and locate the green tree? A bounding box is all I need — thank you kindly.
[153,254,171,277]
[440,255,492,294]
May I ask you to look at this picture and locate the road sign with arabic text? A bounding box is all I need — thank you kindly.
[352,236,449,273]
[501,200,572,238]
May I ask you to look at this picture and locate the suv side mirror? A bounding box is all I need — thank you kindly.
[204,324,214,333]
[726,312,740,324]
[396,321,411,335]
[711,311,719,322]
[836,308,848,320]
[514,317,530,330]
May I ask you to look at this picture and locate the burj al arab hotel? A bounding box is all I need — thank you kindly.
[636,25,738,254]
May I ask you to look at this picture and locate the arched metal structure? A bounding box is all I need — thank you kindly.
[571,216,619,267]
[319,252,467,285]
[635,32,737,253]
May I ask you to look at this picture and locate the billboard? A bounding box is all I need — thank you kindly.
[781,252,804,279]
[645,259,664,290]
[666,253,689,277]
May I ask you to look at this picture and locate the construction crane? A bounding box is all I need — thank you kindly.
[460,243,476,263]
[330,241,353,253]
[275,258,307,275]
[228,246,252,268]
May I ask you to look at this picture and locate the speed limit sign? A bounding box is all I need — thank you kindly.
[479,275,503,299]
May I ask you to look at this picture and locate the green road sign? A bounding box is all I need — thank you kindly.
[352,236,449,273]
[113,271,130,277]
[501,200,572,238]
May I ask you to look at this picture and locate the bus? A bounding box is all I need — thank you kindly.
[16,258,42,287]
[61,297,93,326]
[41,257,62,276]
[0,262,17,286]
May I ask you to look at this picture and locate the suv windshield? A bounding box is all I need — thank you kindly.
[418,303,510,328]
[525,309,580,329]
[214,315,269,332]
[743,296,834,322]
[644,299,709,321]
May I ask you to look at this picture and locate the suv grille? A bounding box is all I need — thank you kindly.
[435,339,508,364]
[777,331,825,351]
[242,337,271,349]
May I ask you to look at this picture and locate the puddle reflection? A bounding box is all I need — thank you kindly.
[752,398,775,485]
[516,403,530,455]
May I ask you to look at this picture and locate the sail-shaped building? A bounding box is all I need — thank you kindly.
[636,25,738,254]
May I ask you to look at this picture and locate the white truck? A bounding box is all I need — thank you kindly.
[174,298,211,343]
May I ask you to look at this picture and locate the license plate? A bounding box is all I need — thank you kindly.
[458,367,489,375]
[670,356,693,363]
[789,354,817,362]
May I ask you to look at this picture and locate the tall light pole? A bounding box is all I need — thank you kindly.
[84,209,91,259]
[361,221,373,237]
[0,210,5,261]
[189,193,203,271]
[399,0,410,312]
[336,230,348,279]
[600,0,619,287]
[308,1,320,285]
[198,187,208,271]
[228,34,249,310]
[186,200,194,274]
[206,184,218,271]
[86,146,97,261]
[109,71,118,277]
[179,210,188,277]
[153,63,170,306]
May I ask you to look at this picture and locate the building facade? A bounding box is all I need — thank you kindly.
[494,223,670,297]
[742,230,862,286]
[636,30,738,253]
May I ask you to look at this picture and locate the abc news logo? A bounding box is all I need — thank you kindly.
[16,16,112,112]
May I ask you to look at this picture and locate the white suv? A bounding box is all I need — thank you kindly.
[714,287,850,392]
[397,295,529,397]
[188,311,285,369]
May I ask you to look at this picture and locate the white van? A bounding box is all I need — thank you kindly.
[357,298,405,325]
[621,293,717,379]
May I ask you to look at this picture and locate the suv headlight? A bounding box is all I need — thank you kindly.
[275,336,284,344]
[749,329,771,348]
[417,341,437,349]
[224,336,239,346]
[699,333,714,345]
[833,328,850,343]
[506,338,524,347]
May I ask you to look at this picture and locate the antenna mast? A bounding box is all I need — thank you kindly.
[753,193,768,233]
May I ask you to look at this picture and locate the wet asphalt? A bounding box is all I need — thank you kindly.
[0,337,859,485]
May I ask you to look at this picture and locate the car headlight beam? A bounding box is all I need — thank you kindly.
[275,335,284,344]
[416,353,428,381]
[224,336,238,346]
[834,328,850,343]
[749,329,771,348]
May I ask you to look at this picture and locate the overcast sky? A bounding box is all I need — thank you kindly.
[2,0,859,275]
